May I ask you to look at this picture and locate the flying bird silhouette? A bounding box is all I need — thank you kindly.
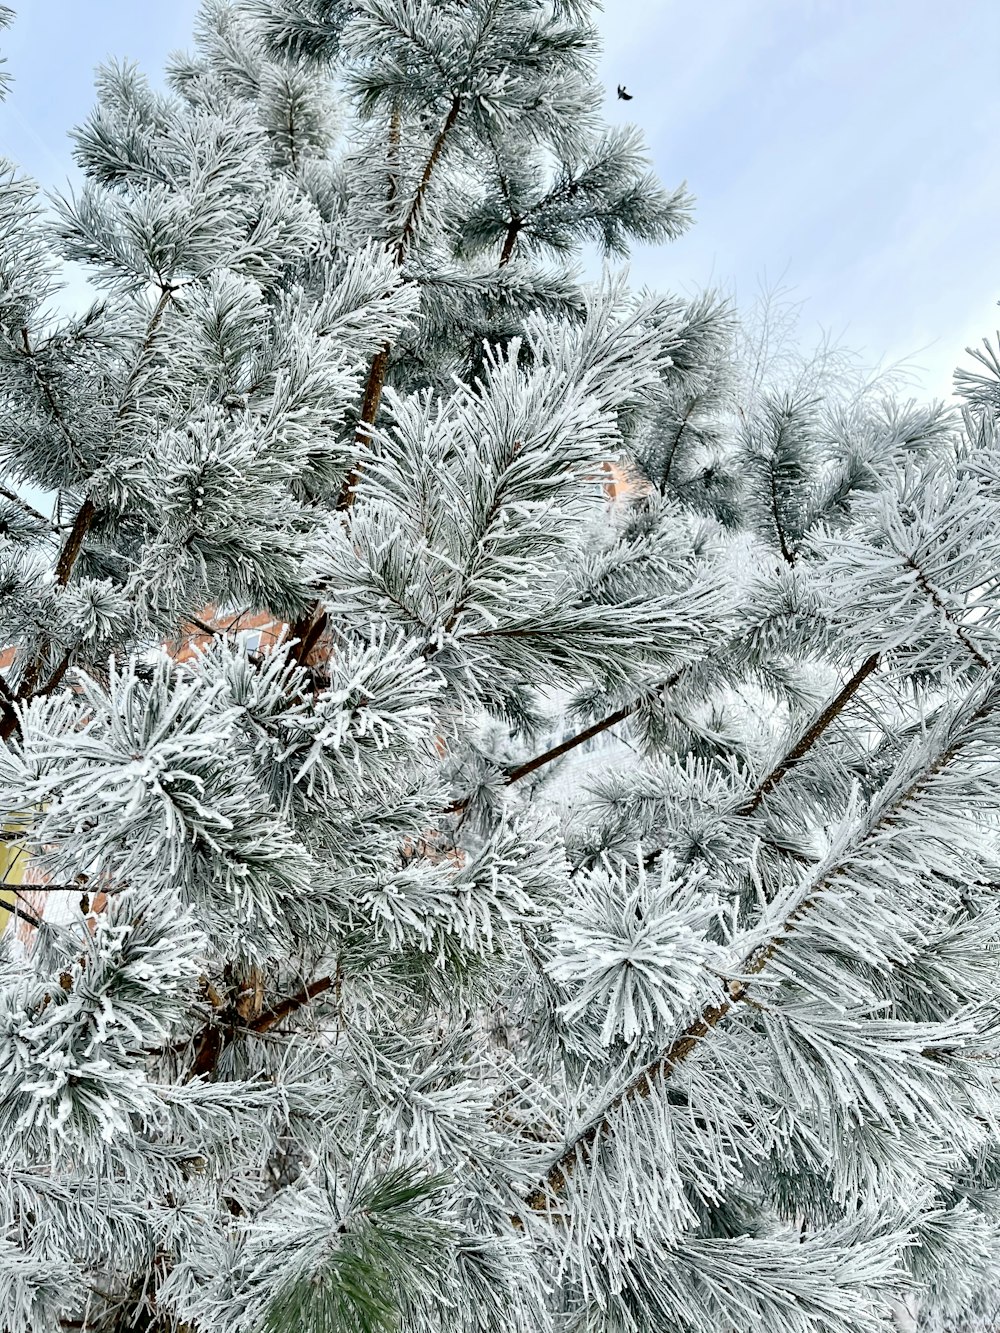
[617,85,633,101]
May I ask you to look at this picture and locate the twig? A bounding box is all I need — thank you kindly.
[739,653,881,815]
[2,899,44,930]
[904,554,992,671]
[0,483,50,527]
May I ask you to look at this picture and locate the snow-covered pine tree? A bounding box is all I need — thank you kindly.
[2,3,1000,1332]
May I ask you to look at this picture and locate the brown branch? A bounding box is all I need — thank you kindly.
[10,641,78,735]
[181,974,336,1080]
[2,286,180,743]
[286,98,298,171]
[456,644,874,814]
[393,94,462,265]
[174,655,880,1095]
[498,217,522,267]
[739,652,881,816]
[53,498,96,588]
[291,101,464,661]
[20,326,86,468]
[333,101,401,517]
[0,700,20,743]
[767,458,796,566]
[288,604,331,667]
[0,483,50,528]
[336,95,462,512]
[52,286,175,593]
[187,1025,225,1082]
[523,688,993,1212]
[504,704,638,786]
[659,398,698,490]
[251,975,335,1034]
[183,613,223,638]
[630,654,880,874]
[451,644,875,818]
[33,651,73,701]
[0,881,104,893]
[335,342,391,512]
[180,613,271,669]
[522,985,743,1211]
[905,554,992,671]
[0,703,15,747]
[2,900,45,931]
[114,283,175,426]
[386,101,402,205]
[445,689,662,817]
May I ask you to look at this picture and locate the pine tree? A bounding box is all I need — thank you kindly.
[2,4,1000,1332]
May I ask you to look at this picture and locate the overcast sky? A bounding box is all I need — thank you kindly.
[1,0,997,399]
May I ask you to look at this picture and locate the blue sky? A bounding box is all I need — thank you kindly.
[1,0,997,399]
[603,0,1000,397]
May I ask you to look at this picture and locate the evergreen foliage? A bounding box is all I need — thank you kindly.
[0,4,999,1331]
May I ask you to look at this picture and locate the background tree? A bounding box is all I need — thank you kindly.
[2,4,1000,1333]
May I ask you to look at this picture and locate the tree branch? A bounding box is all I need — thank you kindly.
[292,99,464,661]
[522,688,993,1212]
[739,652,881,816]
[0,700,20,743]
[1,286,179,743]
[251,975,335,1033]
[53,284,175,592]
[3,900,45,931]
[451,640,877,817]
[393,94,462,265]
[504,703,638,785]
[32,651,73,700]
[904,554,992,671]
[459,641,876,812]
[175,654,878,1086]
[53,499,96,587]
[767,456,796,566]
[183,613,225,639]
[0,483,51,528]
[19,325,86,469]
[498,216,522,267]
[335,342,391,511]
[385,100,403,206]
[336,94,462,514]
[181,975,336,1080]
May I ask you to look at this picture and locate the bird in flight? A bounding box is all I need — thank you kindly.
[617,85,633,100]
